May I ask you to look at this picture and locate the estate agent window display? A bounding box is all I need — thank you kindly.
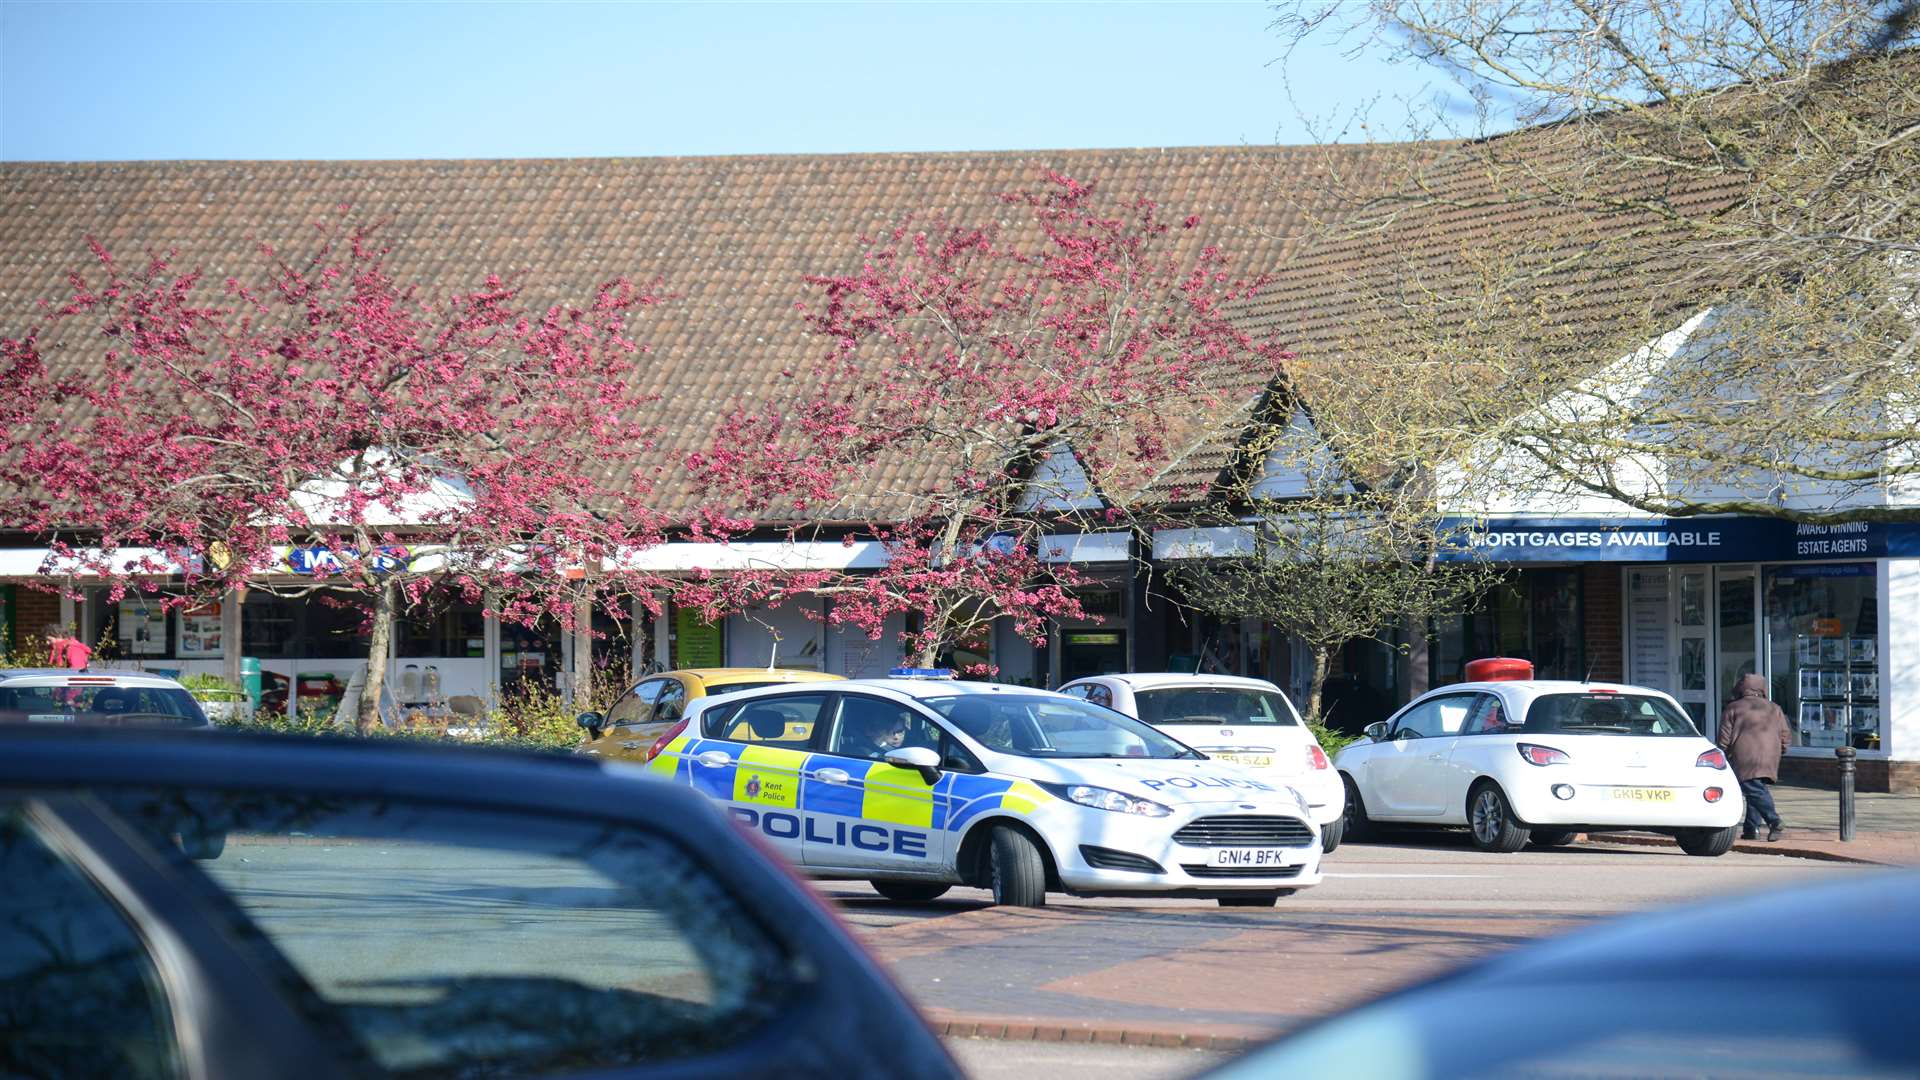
[1765,565,1880,751]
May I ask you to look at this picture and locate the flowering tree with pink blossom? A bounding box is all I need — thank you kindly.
[689,174,1293,672]
[0,221,681,729]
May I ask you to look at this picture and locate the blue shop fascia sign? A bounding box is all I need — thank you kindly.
[1439,517,1920,564]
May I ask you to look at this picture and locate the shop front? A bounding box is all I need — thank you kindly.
[1449,517,1920,791]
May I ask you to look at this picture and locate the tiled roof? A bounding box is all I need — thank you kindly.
[0,146,1414,521]
[1151,115,1755,503]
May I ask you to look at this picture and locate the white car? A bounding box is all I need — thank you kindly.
[1059,673,1347,852]
[0,667,212,729]
[638,675,1322,907]
[1334,668,1745,855]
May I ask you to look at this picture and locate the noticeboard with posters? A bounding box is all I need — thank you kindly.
[118,599,168,656]
[178,602,225,658]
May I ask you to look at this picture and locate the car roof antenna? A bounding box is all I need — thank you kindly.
[1195,640,1208,675]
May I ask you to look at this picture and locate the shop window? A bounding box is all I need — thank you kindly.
[1433,570,1585,685]
[1765,565,1879,750]
[396,597,485,658]
[241,592,372,660]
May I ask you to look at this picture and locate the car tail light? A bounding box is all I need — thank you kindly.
[1704,787,1725,803]
[644,718,691,763]
[1518,743,1570,766]
[1306,744,1330,770]
[1696,748,1728,770]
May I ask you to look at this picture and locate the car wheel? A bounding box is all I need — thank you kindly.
[1340,775,1373,844]
[1218,891,1291,907]
[1529,830,1577,848]
[1467,782,1530,853]
[176,828,227,860]
[1676,825,1738,857]
[1319,812,1344,853]
[988,825,1048,907]
[871,880,953,903]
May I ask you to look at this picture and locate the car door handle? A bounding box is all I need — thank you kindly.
[1428,752,1447,761]
[815,768,851,785]
[620,741,641,751]
[695,750,733,768]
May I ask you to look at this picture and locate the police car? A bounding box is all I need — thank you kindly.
[1335,658,1746,855]
[640,671,1323,907]
[1058,673,1347,852]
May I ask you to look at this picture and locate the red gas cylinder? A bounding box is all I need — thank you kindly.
[1465,657,1534,683]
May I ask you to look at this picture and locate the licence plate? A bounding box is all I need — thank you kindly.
[1604,787,1675,802]
[1213,753,1272,768]
[1208,848,1294,868]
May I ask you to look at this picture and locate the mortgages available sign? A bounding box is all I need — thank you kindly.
[1439,517,1920,564]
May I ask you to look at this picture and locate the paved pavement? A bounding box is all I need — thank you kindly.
[1591,783,1920,865]
[830,832,1869,1053]
[950,1038,1224,1080]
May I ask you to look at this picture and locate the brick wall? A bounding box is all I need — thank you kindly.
[11,587,62,658]
[1781,756,1918,794]
[1582,565,1623,682]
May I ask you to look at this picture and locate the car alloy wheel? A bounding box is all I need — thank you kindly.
[1468,783,1529,853]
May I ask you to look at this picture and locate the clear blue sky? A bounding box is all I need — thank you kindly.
[1,1,1463,161]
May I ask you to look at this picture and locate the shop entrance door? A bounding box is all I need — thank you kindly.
[1673,568,1712,731]
[1711,567,1760,740]
[1060,630,1126,682]
[1626,568,1674,694]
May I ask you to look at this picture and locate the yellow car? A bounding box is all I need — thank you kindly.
[577,668,844,760]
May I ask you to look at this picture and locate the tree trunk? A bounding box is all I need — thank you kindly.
[571,592,594,706]
[357,580,396,735]
[221,588,243,689]
[913,614,944,669]
[1304,645,1332,726]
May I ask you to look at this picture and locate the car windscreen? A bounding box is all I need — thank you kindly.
[1523,693,1700,737]
[925,694,1201,759]
[704,681,800,698]
[0,684,207,729]
[88,786,808,1077]
[1135,687,1300,726]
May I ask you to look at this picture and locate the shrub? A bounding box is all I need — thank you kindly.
[1306,716,1361,756]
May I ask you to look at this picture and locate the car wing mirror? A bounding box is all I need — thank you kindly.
[576,711,605,739]
[1364,721,1389,743]
[884,745,942,784]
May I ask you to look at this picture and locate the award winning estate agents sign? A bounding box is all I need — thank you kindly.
[1440,517,1920,563]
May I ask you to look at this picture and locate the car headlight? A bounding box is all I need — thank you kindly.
[1040,783,1173,818]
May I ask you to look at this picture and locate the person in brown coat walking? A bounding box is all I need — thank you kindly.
[1717,673,1790,841]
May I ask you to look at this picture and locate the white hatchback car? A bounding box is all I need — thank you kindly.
[1059,674,1347,852]
[642,675,1323,907]
[0,668,212,730]
[1334,661,1745,855]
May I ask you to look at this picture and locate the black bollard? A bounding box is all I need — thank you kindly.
[1836,746,1856,842]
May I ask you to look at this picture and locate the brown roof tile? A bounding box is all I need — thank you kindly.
[1,146,1412,520]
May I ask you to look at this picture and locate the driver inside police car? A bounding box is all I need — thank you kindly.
[840,708,910,760]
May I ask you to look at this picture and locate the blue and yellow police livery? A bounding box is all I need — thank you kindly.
[640,674,1322,907]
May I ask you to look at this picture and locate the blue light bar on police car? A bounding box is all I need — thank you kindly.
[888,667,957,679]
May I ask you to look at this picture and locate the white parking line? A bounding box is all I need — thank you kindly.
[1324,872,1493,878]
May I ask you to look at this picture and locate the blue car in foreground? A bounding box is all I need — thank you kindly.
[1,728,961,1080]
[1203,869,1918,1079]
